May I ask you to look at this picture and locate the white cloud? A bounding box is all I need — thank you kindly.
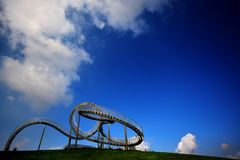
[0,0,90,112]
[221,143,231,151]
[78,0,168,34]
[176,133,197,154]
[0,0,170,112]
[49,146,63,150]
[135,141,150,151]
[13,138,30,150]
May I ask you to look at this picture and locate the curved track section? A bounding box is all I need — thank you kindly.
[4,102,144,150]
[4,118,86,151]
[70,102,144,146]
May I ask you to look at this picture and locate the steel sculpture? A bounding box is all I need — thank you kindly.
[4,102,144,151]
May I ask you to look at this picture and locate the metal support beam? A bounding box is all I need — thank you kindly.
[75,113,80,148]
[124,125,128,150]
[38,125,46,151]
[101,136,104,149]
[68,128,72,148]
[108,123,111,149]
[97,128,100,148]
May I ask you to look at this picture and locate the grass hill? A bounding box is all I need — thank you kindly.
[0,148,232,160]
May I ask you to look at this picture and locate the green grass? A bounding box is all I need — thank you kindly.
[0,148,231,160]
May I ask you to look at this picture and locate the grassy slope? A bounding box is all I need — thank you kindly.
[0,148,231,160]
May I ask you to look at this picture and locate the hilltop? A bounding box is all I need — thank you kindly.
[0,148,232,160]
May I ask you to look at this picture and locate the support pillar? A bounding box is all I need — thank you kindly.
[101,136,104,149]
[38,125,46,150]
[124,125,128,150]
[75,113,80,148]
[68,128,72,148]
[108,123,111,149]
[97,128,100,148]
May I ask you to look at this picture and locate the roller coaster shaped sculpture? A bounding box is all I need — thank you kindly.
[4,102,144,151]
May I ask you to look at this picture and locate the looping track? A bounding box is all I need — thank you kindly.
[4,102,144,151]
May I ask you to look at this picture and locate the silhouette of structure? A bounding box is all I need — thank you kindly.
[4,102,144,151]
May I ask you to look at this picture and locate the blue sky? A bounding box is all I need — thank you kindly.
[0,0,240,158]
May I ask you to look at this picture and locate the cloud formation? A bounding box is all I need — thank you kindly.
[176,133,197,154]
[0,0,169,112]
[135,141,150,151]
[49,146,64,150]
[0,0,90,112]
[221,143,231,151]
[13,138,30,150]
[78,0,167,34]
